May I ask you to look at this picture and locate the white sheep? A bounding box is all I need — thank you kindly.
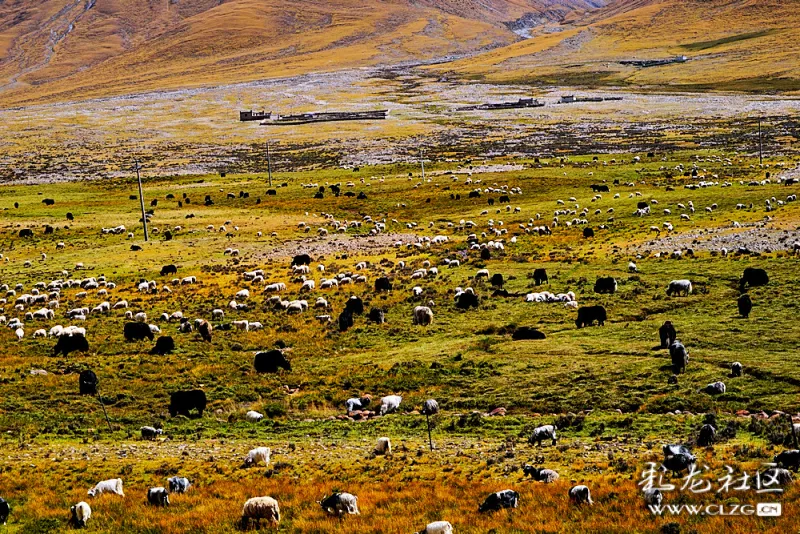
[243,446,271,468]
[300,280,315,292]
[375,436,392,455]
[246,410,264,422]
[569,485,593,505]
[379,395,402,416]
[240,496,280,529]
[235,289,250,301]
[70,501,92,527]
[87,478,124,498]
[412,306,433,326]
[415,521,454,534]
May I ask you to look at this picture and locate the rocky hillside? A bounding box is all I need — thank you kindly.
[0,0,604,105]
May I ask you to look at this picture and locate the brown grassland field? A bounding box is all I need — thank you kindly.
[2,0,800,532]
[1,148,800,533]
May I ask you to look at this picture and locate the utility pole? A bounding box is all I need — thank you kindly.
[97,391,113,433]
[758,117,763,166]
[420,147,425,181]
[266,139,273,187]
[134,159,149,241]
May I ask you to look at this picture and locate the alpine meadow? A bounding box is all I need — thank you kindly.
[1,1,800,533]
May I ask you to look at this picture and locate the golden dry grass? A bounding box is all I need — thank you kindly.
[0,0,516,107]
[431,0,800,92]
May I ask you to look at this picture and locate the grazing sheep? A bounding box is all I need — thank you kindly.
[243,447,271,468]
[147,487,170,506]
[246,410,264,422]
[167,477,191,494]
[478,489,519,512]
[197,320,213,342]
[300,279,315,292]
[731,361,743,377]
[318,492,360,515]
[669,340,689,374]
[345,395,372,412]
[529,424,557,446]
[666,279,692,296]
[240,496,280,529]
[87,478,124,498]
[412,306,433,326]
[522,465,559,482]
[375,437,392,455]
[415,520,453,534]
[643,488,663,507]
[569,485,593,505]
[379,395,402,416]
[70,501,91,527]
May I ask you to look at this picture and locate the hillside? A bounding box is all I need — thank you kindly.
[0,0,602,106]
[435,0,800,91]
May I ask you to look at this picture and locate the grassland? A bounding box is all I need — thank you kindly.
[1,149,800,532]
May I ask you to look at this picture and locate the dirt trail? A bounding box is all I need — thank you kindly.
[256,232,419,261]
[628,222,800,254]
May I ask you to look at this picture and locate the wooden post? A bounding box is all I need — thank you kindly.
[426,413,434,451]
[266,140,273,187]
[787,414,798,449]
[134,160,149,241]
[758,118,763,166]
[420,148,425,181]
[97,391,113,433]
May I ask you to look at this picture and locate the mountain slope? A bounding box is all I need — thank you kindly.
[435,0,800,91]
[0,0,603,106]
